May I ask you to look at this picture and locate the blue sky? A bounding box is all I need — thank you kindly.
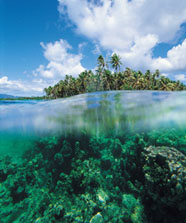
[1,0,186,96]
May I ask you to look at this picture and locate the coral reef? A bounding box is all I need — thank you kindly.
[0,135,145,223]
[141,145,186,223]
[0,129,186,222]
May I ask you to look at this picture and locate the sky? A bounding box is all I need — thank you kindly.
[1,0,186,96]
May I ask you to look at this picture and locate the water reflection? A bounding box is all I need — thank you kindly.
[1,91,186,154]
[1,91,186,135]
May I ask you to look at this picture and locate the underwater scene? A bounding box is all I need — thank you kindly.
[0,90,186,223]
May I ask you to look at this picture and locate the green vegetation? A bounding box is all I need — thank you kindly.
[44,54,186,99]
[0,96,46,101]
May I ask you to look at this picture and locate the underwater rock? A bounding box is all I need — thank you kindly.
[96,189,109,206]
[141,145,186,221]
[89,212,103,223]
[52,202,65,219]
[122,194,144,223]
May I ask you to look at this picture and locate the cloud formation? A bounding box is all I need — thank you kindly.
[152,39,186,72]
[0,39,86,96]
[34,39,85,79]
[58,0,186,72]
[175,74,186,81]
[0,76,55,96]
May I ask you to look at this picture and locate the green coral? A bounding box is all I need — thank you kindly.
[122,194,144,223]
[1,128,185,222]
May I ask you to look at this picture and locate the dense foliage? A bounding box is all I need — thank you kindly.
[44,54,186,98]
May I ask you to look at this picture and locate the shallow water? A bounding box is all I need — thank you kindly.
[1,91,186,155]
[0,91,186,223]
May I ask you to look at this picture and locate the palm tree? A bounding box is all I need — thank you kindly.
[96,55,107,91]
[77,72,87,93]
[154,69,160,79]
[110,53,122,72]
[102,69,114,90]
[97,55,107,71]
[144,70,151,81]
[44,86,52,97]
[42,52,186,98]
[159,76,170,91]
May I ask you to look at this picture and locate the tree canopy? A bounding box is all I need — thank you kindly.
[110,53,122,72]
[44,54,186,99]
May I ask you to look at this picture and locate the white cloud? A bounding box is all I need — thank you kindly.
[92,42,102,55]
[34,39,85,79]
[58,0,186,72]
[78,42,87,52]
[175,74,186,81]
[1,39,86,96]
[121,34,159,69]
[0,76,9,84]
[161,73,170,78]
[152,39,186,72]
[0,76,55,96]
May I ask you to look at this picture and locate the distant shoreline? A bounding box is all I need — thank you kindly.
[1,89,186,101]
[0,96,46,101]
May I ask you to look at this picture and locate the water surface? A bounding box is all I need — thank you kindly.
[1,91,186,156]
[0,91,186,223]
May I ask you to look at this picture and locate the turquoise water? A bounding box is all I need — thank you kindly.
[1,91,186,155]
[0,91,186,223]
